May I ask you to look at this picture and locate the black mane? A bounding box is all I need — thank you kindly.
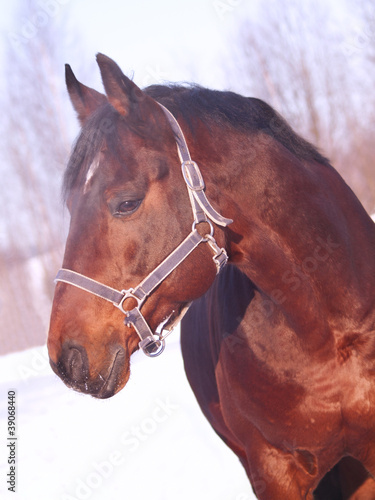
[144,84,330,166]
[64,84,330,198]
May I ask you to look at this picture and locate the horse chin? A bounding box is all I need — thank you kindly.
[49,341,130,399]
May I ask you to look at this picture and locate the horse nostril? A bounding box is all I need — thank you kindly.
[67,348,85,382]
[58,343,89,385]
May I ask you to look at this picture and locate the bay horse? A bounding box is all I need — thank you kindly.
[47,54,375,499]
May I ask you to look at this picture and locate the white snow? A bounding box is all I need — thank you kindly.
[0,333,254,500]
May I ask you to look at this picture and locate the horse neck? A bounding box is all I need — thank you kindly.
[198,129,375,342]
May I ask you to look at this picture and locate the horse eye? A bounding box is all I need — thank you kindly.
[115,199,142,215]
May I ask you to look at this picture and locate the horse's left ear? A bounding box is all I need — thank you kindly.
[65,64,107,125]
[96,53,154,117]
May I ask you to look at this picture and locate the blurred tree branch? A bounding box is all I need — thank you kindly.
[0,0,89,353]
[230,0,375,213]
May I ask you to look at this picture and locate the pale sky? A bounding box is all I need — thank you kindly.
[0,0,260,91]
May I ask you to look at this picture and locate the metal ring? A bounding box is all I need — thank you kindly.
[192,219,214,239]
[142,337,166,358]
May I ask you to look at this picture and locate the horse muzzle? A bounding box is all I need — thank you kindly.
[49,341,127,399]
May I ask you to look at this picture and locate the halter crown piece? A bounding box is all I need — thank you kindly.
[55,103,233,357]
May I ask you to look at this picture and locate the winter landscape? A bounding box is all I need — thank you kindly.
[0,333,254,500]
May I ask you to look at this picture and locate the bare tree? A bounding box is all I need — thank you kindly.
[0,0,89,353]
[345,0,375,212]
[229,0,375,213]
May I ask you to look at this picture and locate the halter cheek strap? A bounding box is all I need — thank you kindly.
[55,103,233,357]
[159,104,233,228]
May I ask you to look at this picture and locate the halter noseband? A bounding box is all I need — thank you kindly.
[55,103,233,357]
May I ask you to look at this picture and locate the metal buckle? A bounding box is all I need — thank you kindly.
[204,234,229,273]
[139,336,165,357]
[182,161,205,192]
[122,307,165,357]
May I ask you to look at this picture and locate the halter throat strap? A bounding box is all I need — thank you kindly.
[55,103,232,357]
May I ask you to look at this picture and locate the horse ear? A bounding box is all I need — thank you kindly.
[65,64,107,125]
[96,53,151,117]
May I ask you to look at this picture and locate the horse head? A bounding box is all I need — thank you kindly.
[47,54,230,398]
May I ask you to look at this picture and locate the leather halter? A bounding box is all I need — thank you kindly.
[55,103,233,357]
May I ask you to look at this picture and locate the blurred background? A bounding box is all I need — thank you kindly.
[0,0,374,498]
